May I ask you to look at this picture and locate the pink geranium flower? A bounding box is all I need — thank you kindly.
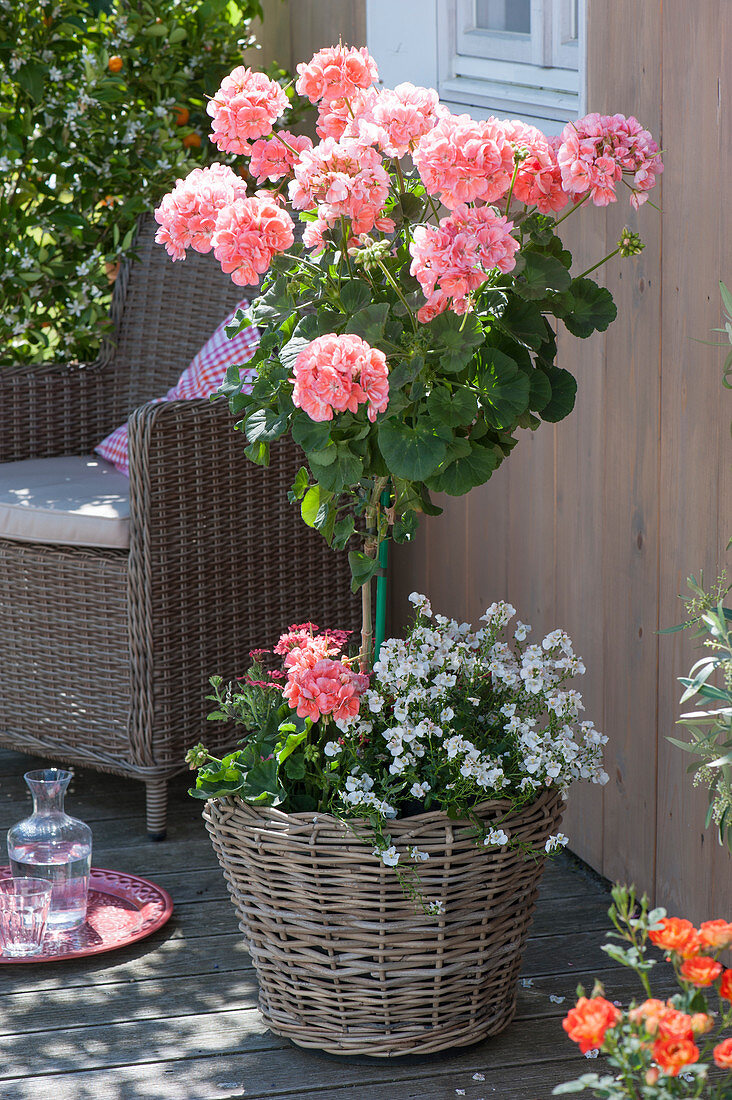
[211,195,294,286]
[292,333,389,422]
[289,137,391,236]
[295,45,378,106]
[556,112,662,207]
[499,120,569,215]
[154,164,248,261]
[283,658,364,724]
[348,82,447,157]
[409,204,519,322]
[207,66,289,154]
[413,114,515,209]
[317,88,378,141]
[249,131,313,183]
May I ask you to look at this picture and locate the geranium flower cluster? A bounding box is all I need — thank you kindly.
[273,621,367,725]
[291,333,390,422]
[557,111,663,209]
[154,164,295,285]
[558,888,732,1097]
[409,204,520,321]
[156,43,661,330]
[326,593,606,868]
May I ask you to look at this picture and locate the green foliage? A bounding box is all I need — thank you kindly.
[0,0,278,366]
[669,575,732,850]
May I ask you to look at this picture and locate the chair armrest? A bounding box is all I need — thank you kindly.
[124,398,357,766]
[0,355,115,463]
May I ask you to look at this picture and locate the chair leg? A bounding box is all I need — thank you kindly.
[145,779,168,841]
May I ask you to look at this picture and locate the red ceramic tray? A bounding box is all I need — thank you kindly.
[0,866,173,963]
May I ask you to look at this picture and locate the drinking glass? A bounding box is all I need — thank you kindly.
[0,878,52,957]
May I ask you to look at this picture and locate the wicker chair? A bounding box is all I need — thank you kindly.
[0,217,358,838]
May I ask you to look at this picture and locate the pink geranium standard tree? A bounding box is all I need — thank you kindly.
[156,43,662,672]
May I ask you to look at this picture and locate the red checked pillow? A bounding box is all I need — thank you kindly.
[95,300,258,475]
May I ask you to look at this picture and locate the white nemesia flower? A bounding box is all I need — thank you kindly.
[323,741,341,757]
[545,833,569,853]
[376,845,400,867]
[484,827,509,847]
[410,781,431,798]
[407,846,430,862]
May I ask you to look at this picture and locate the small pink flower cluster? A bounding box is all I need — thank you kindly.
[207,66,290,155]
[289,137,393,236]
[347,82,447,158]
[276,622,367,724]
[154,164,248,261]
[501,121,569,215]
[295,44,378,106]
[248,131,314,184]
[556,112,663,208]
[291,333,389,422]
[316,88,377,141]
[409,204,520,322]
[212,195,295,286]
[413,114,515,209]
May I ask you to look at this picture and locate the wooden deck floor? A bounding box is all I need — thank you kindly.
[0,749,660,1100]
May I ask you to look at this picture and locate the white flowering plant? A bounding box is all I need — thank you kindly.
[187,594,607,906]
[0,0,280,366]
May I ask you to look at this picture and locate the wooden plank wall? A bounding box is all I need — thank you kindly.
[390,0,732,920]
[249,0,732,917]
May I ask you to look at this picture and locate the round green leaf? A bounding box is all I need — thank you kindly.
[377,419,448,481]
[539,367,577,423]
[476,349,531,429]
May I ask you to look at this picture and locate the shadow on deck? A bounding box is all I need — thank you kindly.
[0,750,638,1100]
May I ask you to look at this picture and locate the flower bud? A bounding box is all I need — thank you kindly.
[618,227,644,257]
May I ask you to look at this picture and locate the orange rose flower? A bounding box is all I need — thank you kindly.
[629,998,667,1035]
[721,969,732,1001]
[652,1037,700,1076]
[699,919,732,949]
[563,996,622,1054]
[649,917,701,958]
[680,956,723,987]
[714,1037,732,1069]
[657,1008,694,1042]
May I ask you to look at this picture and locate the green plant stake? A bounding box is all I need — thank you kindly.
[374,491,389,662]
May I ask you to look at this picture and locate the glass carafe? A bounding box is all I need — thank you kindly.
[7,770,92,931]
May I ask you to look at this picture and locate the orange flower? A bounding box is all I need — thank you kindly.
[721,969,732,1001]
[652,1037,700,1076]
[689,1013,714,1036]
[563,996,622,1054]
[649,917,701,958]
[657,1008,694,1042]
[182,133,202,149]
[629,999,667,1035]
[175,107,190,126]
[714,1037,732,1069]
[680,956,723,987]
[699,919,732,950]
[108,55,123,73]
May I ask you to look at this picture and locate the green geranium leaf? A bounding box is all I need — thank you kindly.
[339,280,372,313]
[288,467,309,502]
[476,349,531,429]
[291,414,331,453]
[427,385,478,427]
[377,418,448,481]
[309,445,363,492]
[388,354,424,392]
[514,250,572,300]
[277,730,307,763]
[498,296,546,351]
[245,408,289,444]
[539,367,577,422]
[559,279,618,338]
[284,754,306,780]
[348,550,380,592]
[332,515,355,550]
[278,335,312,371]
[345,303,390,343]
[528,369,553,412]
[244,441,269,466]
[301,484,330,527]
[425,311,485,373]
[427,441,498,496]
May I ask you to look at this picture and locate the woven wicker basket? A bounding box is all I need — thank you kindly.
[203,786,563,1056]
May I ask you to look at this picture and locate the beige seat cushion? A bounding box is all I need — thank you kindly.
[0,456,130,550]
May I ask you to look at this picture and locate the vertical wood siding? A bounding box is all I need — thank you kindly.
[391,0,732,918]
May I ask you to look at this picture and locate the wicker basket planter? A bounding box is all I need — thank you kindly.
[203,785,563,1057]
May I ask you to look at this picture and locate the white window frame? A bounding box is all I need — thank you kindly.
[366,0,586,135]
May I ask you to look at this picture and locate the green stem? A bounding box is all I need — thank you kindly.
[340,216,354,277]
[504,157,522,217]
[271,130,299,157]
[423,191,442,223]
[375,259,418,333]
[552,191,590,227]
[576,246,620,280]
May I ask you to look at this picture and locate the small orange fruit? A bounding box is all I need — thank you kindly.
[108,55,123,73]
[182,132,202,149]
[175,107,190,126]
